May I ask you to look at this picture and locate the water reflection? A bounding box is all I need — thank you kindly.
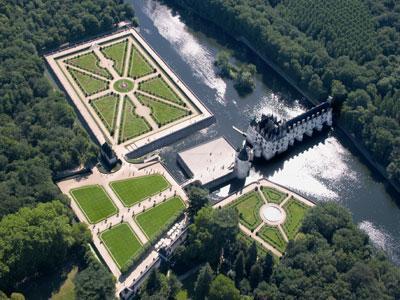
[143,1,227,104]
[132,0,400,264]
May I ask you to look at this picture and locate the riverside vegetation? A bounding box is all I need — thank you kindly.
[166,0,400,184]
[1,0,400,299]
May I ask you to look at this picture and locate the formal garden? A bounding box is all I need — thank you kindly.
[228,185,312,254]
[100,223,143,270]
[119,96,151,143]
[59,35,196,144]
[90,93,119,134]
[70,185,118,224]
[110,174,171,207]
[135,196,185,241]
[136,93,190,127]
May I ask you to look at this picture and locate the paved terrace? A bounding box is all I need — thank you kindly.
[214,178,315,257]
[178,137,236,187]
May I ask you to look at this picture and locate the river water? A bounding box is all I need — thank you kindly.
[129,0,400,263]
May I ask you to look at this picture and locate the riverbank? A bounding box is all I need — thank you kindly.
[161,0,400,197]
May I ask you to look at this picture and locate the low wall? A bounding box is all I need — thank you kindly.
[125,115,215,159]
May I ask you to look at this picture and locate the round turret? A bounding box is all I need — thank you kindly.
[234,145,252,179]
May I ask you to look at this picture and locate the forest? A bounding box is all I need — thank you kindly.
[0,0,135,217]
[165,0,400,184]
[133,188,400,299]
[0,0,134,297]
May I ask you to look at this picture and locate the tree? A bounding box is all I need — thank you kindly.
[167,273,182,300]
[0,201,84,291]
[262,252,274,282]
[194,263,214,300]
[74,261,115,300]
[245,242,257,274]
[185,207,239,267]
[208,274,240,300]
[187,186,209,221]
[249,263,263,289]
[234,251,245,284]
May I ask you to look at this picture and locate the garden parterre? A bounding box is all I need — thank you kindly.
[46,28,210,150]
[221,181,314,255]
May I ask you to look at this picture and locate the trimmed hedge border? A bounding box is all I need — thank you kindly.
[128,45,155,79]
[65,51,112,79]
[282,197,309,240]
[67,66,109,96]
[100,38,129,76]
[138,75,186,107]
[118,96,152,143]
[228,190,264,231]
[90,92,119,135]
[135,92,191,127]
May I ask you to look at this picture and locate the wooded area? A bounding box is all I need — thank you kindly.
[0,0,134,217]
[167,0,400,184]
[0,0,134,296]
[137,191,400,299]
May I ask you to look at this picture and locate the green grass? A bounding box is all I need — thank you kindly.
[68,68,108,96]
[66,52,111,78]
[128,47,154,78]
[101,40,128,76]
[51,266,78,300]
[282,197,309,240]
[110,174,170,207]
[230,191,264,231]
[261,187,287,204]
[91,94,119,134]
[70,185,117,224]
[100,223,143,269]
[139,77,184,105]
[136,196,185,240]
[113,79,134,93]
[136,93,189,127]
[119,97,151,143]
[258,226,287,253]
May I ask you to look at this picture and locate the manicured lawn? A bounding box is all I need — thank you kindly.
[66,52,111,78]
[119,97,151,142]
[261,187,287,204]
[282,197,309,240]
[258,226,287,253]
[110,174,170,206]
[230,191,264,230]
[91,94,119,134]
[70,185,117,224]
[136,196,185,240]
[139,77,184,105]
[136,93,189,127]
[68,68,108,96]
[101,40,128,76]
[128,47,154,78]
[100,223,143,269]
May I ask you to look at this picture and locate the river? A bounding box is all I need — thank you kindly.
[129,0,400,263]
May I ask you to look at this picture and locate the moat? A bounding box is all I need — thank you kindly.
[130,0,400,264]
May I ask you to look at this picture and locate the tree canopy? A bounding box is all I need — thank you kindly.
[0,0,134,217]
[167,0,400,184]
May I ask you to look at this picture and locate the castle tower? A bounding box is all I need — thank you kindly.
[234,145,252,180]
